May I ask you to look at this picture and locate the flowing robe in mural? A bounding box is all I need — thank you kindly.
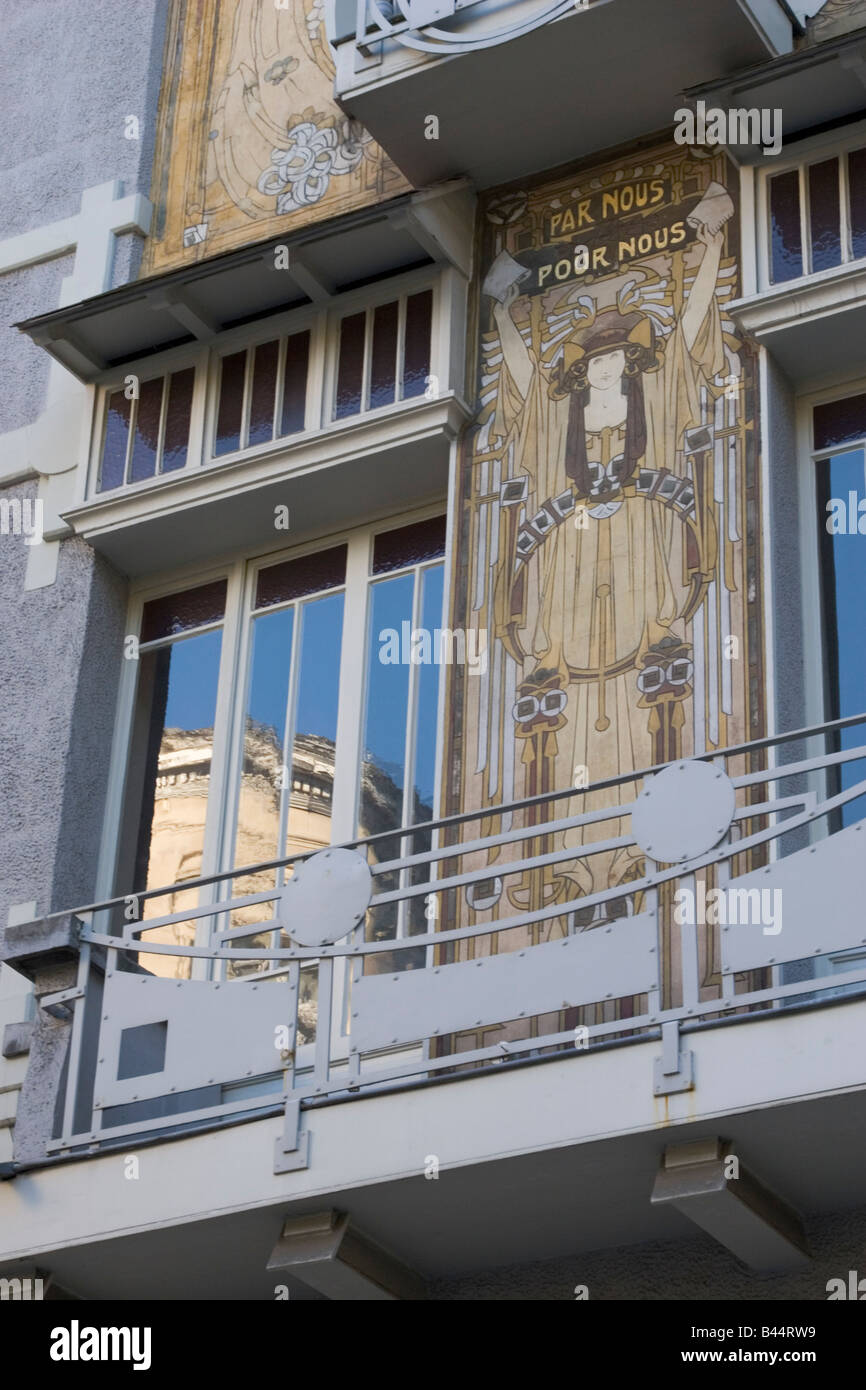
[491,247,725,896]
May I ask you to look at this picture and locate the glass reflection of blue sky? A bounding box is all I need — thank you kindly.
[247,608,293,743]
[244,595,343,745]
[295,595,343,744]
[364,574,413,793]
[162,629,222,729]
[821,449,866,824]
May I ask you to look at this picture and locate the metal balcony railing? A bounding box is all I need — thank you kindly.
[12,712,866,1165]
[342,0,580,59]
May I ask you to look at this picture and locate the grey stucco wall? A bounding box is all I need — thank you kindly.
[0,515,127,930]
[431,1203,866,1299]
[0,256,74,436]
[0,0,167,929]
[0,0,167,239]
[0,2,168,1126]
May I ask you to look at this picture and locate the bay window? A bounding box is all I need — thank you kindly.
[88,268,440,500]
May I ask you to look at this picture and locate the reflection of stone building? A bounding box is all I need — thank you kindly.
[140,723,410,983]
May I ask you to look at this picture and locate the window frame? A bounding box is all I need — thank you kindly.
[93,500,450,961]
[796,375,866,736]
[326,272,439,422]
[84,343,209,502]
[757,117,866,290]
[84,265,444,503]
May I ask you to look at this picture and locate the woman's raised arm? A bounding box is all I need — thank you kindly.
[492,282,534,400]
[680,223,724,355]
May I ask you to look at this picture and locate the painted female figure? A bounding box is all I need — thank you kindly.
[490,218,727,894]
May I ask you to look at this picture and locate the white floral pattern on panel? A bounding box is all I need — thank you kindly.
[258,117,372,213]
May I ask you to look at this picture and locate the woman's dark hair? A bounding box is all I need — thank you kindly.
[555,337,663,500]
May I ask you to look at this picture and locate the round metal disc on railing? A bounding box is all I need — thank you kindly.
[631,760,736,865]
[281,848,372,946]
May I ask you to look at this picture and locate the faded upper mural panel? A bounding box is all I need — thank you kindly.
[141,0,411,276]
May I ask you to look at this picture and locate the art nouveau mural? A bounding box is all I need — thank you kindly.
[441,143,765,1019]
[142,0,409,275]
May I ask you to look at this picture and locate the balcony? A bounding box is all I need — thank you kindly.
[326,0,794,189]
[3,715,866,1296]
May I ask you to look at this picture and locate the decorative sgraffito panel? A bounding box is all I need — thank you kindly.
[440,142,766,1031]
[142,0,410,276]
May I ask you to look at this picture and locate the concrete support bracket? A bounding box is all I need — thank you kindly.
[1,915,81,986]
[651,1138,811,1272]
[267,1209,427,1300]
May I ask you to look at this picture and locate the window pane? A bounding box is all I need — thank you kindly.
[402,289,432,399]
[769,170,803,283]
[280,329,309,437]
[411,564,444,824]
[248,340,279,448]
[141,579,228,644]
[335,311,365,419]
[162,368,194,473]
[286,594,343,858]
[235,608,294,868]
[372,516,447,574]
[99,390,132,492]
[255,544,347,609]
[816,450,866,826]
[215,350,246,455]
[360,575,412,826]
[849,147,866,260]
[808,158,841,273]
[406,565,444,936]
[127,629,222,977]
[369,300,398,409]
[228,607,295,977]
[359,574,414,971]
[814,392,866,451]
[128,376,164,484]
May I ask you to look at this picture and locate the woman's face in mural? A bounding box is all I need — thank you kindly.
[587,348,626,391]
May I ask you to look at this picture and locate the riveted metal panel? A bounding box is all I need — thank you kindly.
[721,821,866,975]
[94,972,294,1109]
[351,912,658,1054]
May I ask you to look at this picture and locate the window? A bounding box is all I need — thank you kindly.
[767,141,866,284]
[213,330,310,457]
[98,368,195,493]
[90,272,441,498]
[812,392,866,826]
[111,515,447,994]
[334,290,432,420]
[115,579,228,977]
[359,516,447,972]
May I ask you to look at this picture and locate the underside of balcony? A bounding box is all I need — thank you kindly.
[328,0,794,188]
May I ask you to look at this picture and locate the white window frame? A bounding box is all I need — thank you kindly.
[83,265,444,504]
[796,373,866,734]
[325,269,442,423]
[756,117,866,291]
[93,500,449,1074]
[82,343,209,505]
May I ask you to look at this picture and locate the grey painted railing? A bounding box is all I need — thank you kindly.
[10,713,866,1164]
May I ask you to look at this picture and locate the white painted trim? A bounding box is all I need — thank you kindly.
[758,347,777,741]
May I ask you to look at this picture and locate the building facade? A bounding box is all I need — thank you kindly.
[2,0,866,1301]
